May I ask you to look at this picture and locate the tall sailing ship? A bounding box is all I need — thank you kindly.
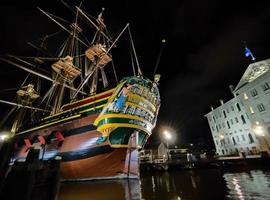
[0,3,161,181]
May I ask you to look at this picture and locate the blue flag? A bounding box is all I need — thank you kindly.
[245,46,256,61]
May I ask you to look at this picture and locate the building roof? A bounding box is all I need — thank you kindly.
[234,59,270,92]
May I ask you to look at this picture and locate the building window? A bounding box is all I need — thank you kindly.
[251,89,258,97]
[213,116,216,123]
[227,138,230,144]
[262,82,270,91]
[230,119,234,125]
[241,135,245,141]
[243,93,248,99]
[232,137,236,145]
[257,103,266,112]
[240,115,246,124]
[236,136,240,142]
[231,105,234,111]
[249,106,255,114]
[219,112,222,118]
[236,103,241,111]
[219,124,222,129]
[216,125,218,132]
[227,121,230,129]
[248,133,254,144]
[235,117,239,123]
[212,126,215,131]
[223,110,227,118]
[222,122,225,128]
[226,108,230,113]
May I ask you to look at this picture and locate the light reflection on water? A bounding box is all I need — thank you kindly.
[224,170,270,200]
[57,168,270,200]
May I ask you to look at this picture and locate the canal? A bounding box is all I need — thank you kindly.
[58,167,270,200]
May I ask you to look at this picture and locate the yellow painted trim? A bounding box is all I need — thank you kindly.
[61,88,115,110]
[128,93,156,112]
[110,144,129,148]
[42,96,110,120]
[106,81,127,104]
[97,123,152,135]
[79,104,105,114]
[94,113,152,128]
[77,96,110,109]
[18,114,81,135]
[125,102,154,117]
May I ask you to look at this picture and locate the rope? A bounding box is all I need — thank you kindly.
[111,59,119,84]
[127,26,141,76]
[153,39,166,78]
[129,37,136,76]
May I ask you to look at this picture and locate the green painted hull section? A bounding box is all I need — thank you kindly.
[109,127,148,146]
[97,117,150,131]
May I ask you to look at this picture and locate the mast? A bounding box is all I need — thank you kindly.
[10,84,39,135]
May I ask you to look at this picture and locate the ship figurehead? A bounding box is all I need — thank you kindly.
[94,76,161,149]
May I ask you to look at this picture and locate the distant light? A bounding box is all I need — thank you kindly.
[249,106,254,114]
[254,125,264,136]
[0,134,8,141]
[219,134,224,139]
[162,39,166,43]
[243,93,248,100]
[164,130,172,140]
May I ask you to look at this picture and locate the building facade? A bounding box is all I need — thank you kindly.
[205,58,270,156]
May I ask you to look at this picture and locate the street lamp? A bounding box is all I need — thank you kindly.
[0,132,9,142]
[163,130,172,149]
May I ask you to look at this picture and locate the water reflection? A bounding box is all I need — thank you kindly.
[58,179,141,200]
[57,168,270,200]
[141,170,227,200]
[224,170,270,200]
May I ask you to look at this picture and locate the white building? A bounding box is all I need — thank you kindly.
[205,58,270,156]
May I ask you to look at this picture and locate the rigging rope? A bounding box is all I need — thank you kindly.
[127,26,142,76]
[153,39,166,78]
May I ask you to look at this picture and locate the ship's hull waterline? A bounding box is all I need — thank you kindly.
[13,90,140,181]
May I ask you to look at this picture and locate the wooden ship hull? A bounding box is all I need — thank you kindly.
[0,5,161,182]
[13,76,160,181]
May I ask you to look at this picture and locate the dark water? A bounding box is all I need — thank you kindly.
[58,167,270,200]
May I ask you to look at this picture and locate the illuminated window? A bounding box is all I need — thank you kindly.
[249,106,255,114]
[243,93,248,99]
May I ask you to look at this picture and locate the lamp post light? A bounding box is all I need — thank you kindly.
[163,130,172,149]
[253,124,270,153]
[163,130,173,161]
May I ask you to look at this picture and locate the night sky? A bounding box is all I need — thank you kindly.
[1,0,270,149]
